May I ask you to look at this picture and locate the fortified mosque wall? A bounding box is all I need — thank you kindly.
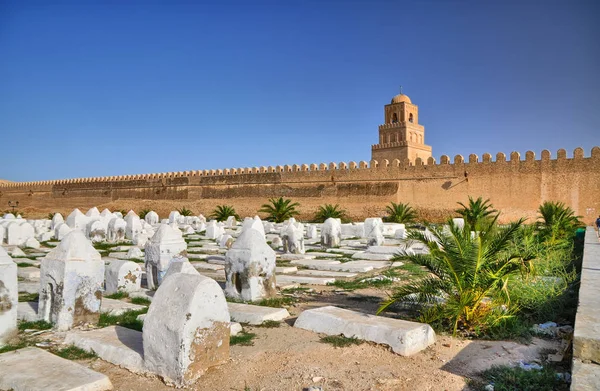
[1,92,598,223]
[1,147,598,224]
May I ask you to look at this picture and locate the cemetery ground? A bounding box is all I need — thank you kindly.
[0,200,584,391]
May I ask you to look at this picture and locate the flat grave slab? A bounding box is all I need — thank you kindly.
[101,298,147,316]
[65,325,147,375]
[227,302,290,325]
[278,253,316,260]
[351,252,394,261]
[191,261,224,270]
[111,245,134,251]
[290,259,374,273]
[197,270,225,280]
[0,347,113,391]
[572,359,600,391]
[187,253,210,260]
[276,274,335,286]
[366,246,401,254]
[275,266,298,274]
[294,305,436,356]
[206,255,226,264]
[107,252,128,259]
[296,269,358,278]
[18,281,39,294]
[17,267,40,280]
[17,301,38,322]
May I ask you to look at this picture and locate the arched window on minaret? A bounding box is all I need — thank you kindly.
[392,113,398,123]
[409,113,414,123]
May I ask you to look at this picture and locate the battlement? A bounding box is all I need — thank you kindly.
[0,146,598,189]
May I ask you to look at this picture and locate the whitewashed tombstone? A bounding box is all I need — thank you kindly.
[100,208,112,218]
[305,224,318,240]
[270,236,282,250]
[452,218,465,230]
[3,213,15,219]
[87,220,106,243]
[54,222,73,241]
[144,211,159,225]
[107,217,127,243]
[241,216,265,238]
[0,247,18,346]
[364,218,384,238]
[39,231,104,331]
[225,215,237,228]
[144,224,187,290]
[6,221,35,246]
[132,233,149,247]
[181,225,195,235]
[282,221,305,254]
[143,272,230,387]
[168,211,181,224]
[51,213,64,230]
[125,214,142,240]
[219,234,234,249]
[197,214,207,224]
[394,224,407,239]
[0,225,5,244]
[85,207,100,218]
[37,231,54,242]
[321,218,342,248]
[66,208,88,231]
[24,237,40,249]
[263,221,274,234]
[114,211,124,219]
[367,223,384,246]
[206,221,225,240]
[224,228,276,301]
[163,256,197,280]
[191,220,206,232]
[127,247,144,260]
[104,260,142,295]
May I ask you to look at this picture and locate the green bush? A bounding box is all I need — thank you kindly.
[384,202,417,223]
[259,197,300,223]
[209,205,239,222]
[314,204,347,223]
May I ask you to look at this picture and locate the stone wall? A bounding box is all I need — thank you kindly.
[1,147,599,224]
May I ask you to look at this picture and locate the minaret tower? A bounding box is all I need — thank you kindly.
[371,90,432,163]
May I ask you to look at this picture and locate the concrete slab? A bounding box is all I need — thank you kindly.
[366,246,401,254]
[275,266,298,274]
[101,298,147,316]
[187,253,210,260]
[18,281,39,294]
[17,266,40,280]
[574,228,600,364]
[289,259,374,273]
[351,252,394,261]
[294,306,436,356]
[227,302,290,325]
[304,252,342,258]
[572,359,600,391]
[65,325,147,375]
[17,301,38,322]
[326,248,360,255]
[206,255,226,265]
[276,274,336,286]
[0,347,113,391]
[295,269,358,278]
[191,261,224,270]
[278,253,316,260]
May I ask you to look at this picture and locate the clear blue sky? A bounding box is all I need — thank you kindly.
[1,0,598,181]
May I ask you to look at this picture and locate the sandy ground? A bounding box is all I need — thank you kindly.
[64,287,560,391]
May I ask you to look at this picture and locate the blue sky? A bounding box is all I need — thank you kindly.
[1,1,598,181]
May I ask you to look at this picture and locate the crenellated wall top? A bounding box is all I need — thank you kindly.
[1,146,598,188]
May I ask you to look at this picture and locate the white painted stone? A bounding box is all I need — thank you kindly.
[143,272,230,387]
[225,215,237,228]
[66,208,88,231]
[65,325,146,375]
[364,218,384,243]
[6,221,35,246]
[227,302,289,325]
[452,218,465,229]
[276,274,335,286]
[295,269,358,278]
[341,223,364,238]
[168,211,181,224]
[54,222,73,240]
[126,247,144,260]
[3,213,15,219]
[0,347,113,391]
[125,214,142,240]
[294,306,436,356]
[144,211,159,225]
[86,220,106,243]
[144,223,187,289]
[394,224,407,239]
[305,224,318,239]
[351,252,394,261]
[224,228,276,301]
[51,213,64,230]
[206,220,225,240]
[0,247,17,346]
[163,256,199,281]
[23,237,40,249]
[107,217,127,243]
[85,207,100,218]
[39,231,104,331]
[132,232,149,247]
[321,218,342,248]
[219,234,234,249]
[282,220,305,254]
[192,262,225,271]
[270,236,282,250]
[241,216,266,238]
[230,322,243,336]
[275,266,298,274]
[9,247,26,257]
[105,259,142,295]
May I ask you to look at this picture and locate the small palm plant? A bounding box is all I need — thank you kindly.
[314,204,347,223]
[384,202,417,223]
[210,205,239,222]
[138,208,151,219]
[378,216,532,336]
[47,212,56,220]
[537,201,582,244]
[259,197,300,223]
[177,207,194,216]
[455,196,498,230]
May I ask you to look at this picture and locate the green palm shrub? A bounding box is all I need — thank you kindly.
[47,212,56,220]
[455,196,498,229]
[378,216,532,336]
[384,202,417,223]
[138,208,151,219]
[537,201,582,244]
[259,197,300,223]
[314,204,347,223]
[177,207,194,216]
[210,205,239,222]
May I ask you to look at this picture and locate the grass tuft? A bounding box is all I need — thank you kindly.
[130,297,152,306]
[256,320,280,328]
[53,345,97,360]
[18,292,39,302]
[105,291,129,300]
[230,332,256,346]
[320,335,363,347]
[98,309,147,332]
[478,364,568,391]
[257,297,297,308]
[18,320,53,331]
